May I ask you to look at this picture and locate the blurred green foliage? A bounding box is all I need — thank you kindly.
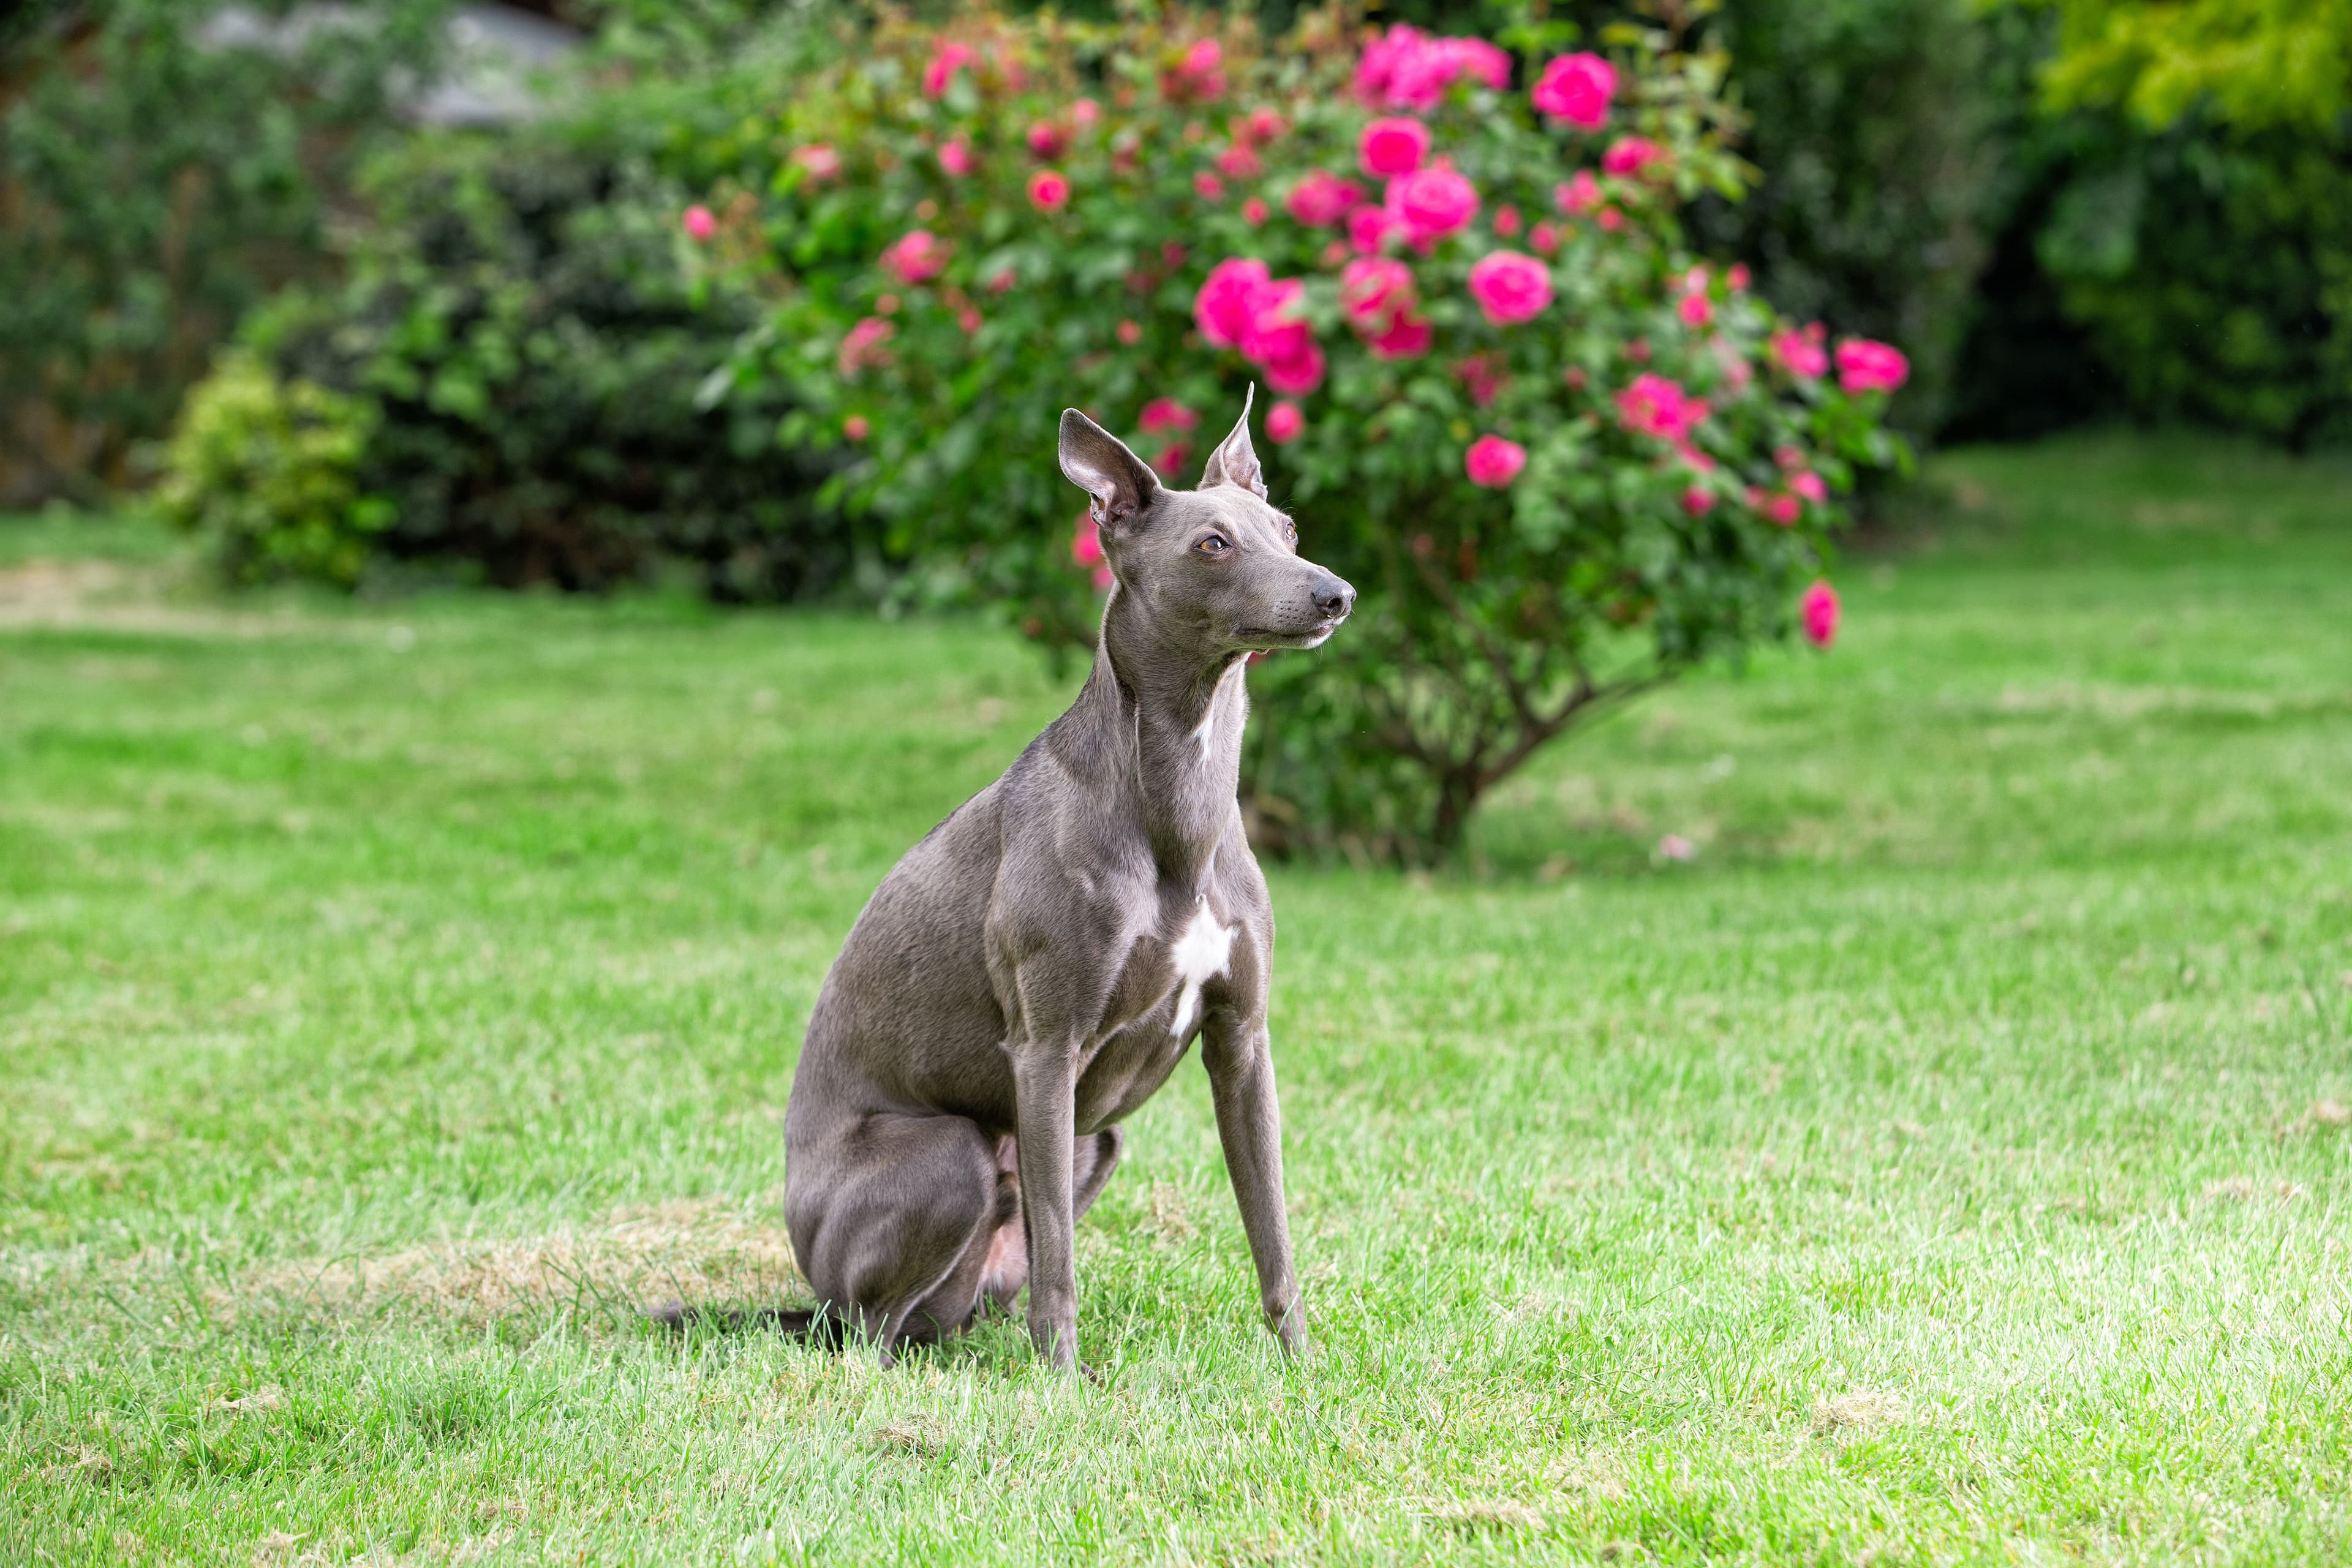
[0,0,450,504]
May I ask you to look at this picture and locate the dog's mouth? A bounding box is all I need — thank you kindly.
[1234,615,1345,650]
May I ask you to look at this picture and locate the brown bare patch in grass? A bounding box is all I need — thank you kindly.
[1813,1391,1905,1435]
[231,1197,802,1329]
[2203,1177,2306,1205]
[1426,1498,1546,1532]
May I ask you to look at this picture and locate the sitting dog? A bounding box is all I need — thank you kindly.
[779,393,1353,1369]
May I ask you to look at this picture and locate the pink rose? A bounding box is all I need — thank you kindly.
[1138,398,1199,435]
[1776,445,1805,469]
[1555,170,1602,216]
[1771,325,1829,379]
[1358,116,1431,178]
[1153,443,1191,474]
[1530,221,1561,255]
[1791,470,1827,503]
[1239,277,1313,368]
[681,205,717,241]
[1836,337,1909,393]
[1245,106,1288,144]
[1615,373,1704,441]
[837,315,894,376]
[1385,164,1479,248]
[1194,258,1270,347]
[1194,172,1226,200]
[1265,400,1305,443]
[843,415,870,442]
[1453,353,1504,408]
[1446,38,1512,91]
[1681,484,1714,518]
[791,145,840,181]
[1355,26,1511,110]
[1164,37,1226,103]
[1027,121,1068,160]
[1028,170,1071,211]
[1261,341,1325,396]
[1766,493,1801,526]
[1348,203,1402,254]
[879,229,947,286]
[1217,142,1262,179]
[1801,580,1840,647]
[1727,262,1752,291]
[1072,512,1103,566]
[1340,255,1415,331]
[1464,434,1527,488]
[1242,197,1270,225]
[1494,205,1522,237]
[1073,97,1101,128]
[1367,313,1433,360]
[1285,169,1365,227]
[1466,250,1552,325]
[1532,53,1615,130]
[1117,318,1141,345]
[957,306,982,334]
[1602,136,1665,179]
[938,137,978,178]
[1678,291,1713,328]
[922,41,974,99]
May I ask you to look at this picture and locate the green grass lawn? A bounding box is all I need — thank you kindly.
[4,435,2351,1566]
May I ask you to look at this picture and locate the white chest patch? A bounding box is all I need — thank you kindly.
[1167,897,1235,1039]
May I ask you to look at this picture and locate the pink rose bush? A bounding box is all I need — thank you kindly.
[715,8,1904,853]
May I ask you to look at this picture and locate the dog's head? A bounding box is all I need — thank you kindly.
[1059,390,1354,658]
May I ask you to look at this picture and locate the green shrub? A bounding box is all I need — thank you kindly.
[178,129,854,600]
[700,5,1908,855]
[0,0,447,505]
[158,352,393,587]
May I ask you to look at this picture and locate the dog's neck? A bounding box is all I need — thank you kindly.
[1082,583,1248,886]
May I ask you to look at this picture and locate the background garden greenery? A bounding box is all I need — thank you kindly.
[6,435,2351,1562]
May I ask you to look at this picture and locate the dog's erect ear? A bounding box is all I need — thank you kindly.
[1198,385,1267,500]
[1059,409,1160,531]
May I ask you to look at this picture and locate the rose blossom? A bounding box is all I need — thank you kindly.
[791,145,840,181]
[1348,204,1402,254]
[1073,97,1101,127]
[879,229,947,285]
[1531,52,1615,129]
[1464,434,1527,488]
[1028,170,1071,211]
[1117,318,1142,345]
[1836,337,1910,393]
[1765,493,1801,526]
[1027,121,1068,160]
[1368,314,1433,360]
[1615,373,1705,441]
[1466,250,1552,325]
[1153,442,1191,473]
[681,205,717,241]
[1358,116,1431,178]
[1678,291,1713,328]
[837,315,894,375]
[1385,163,1479,247]
[1138,399,1199,436]
[1453,353,1504,407]
[1771,324,1829,379]
[1238,277,1313,368]
[1243,106,1287,143]
[1530,221,1561,255]
[1801,580,1840,647]
[1681,484,1714,518]
[1602,136,1665,178]
[922,41,974,99]
[1164,37,1226,102]
[1355,26,1512,110]
[1728,263,1752,291]
[1194,172,1226,200]
[1340,255,1415,331]
[843,415,870,442]
[1072,512,1104,566]
[1217,142,1262,179]
[1243,197,1269,225]
[1791,471,1828,504]
[1285,170,1365,227]
[1494,205,1522,237]
[1265,400,1305,443]
[1194,258,1271,346]
[938,137,978,177]
[1556,170,1602,215]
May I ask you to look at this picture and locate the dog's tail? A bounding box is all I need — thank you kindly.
[646,1300,848,1346]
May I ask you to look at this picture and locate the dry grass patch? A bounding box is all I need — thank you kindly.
[1812,1391,1906,1436]
[230,1197,802,1329]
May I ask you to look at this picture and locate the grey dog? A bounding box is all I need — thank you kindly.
[776,393,1353,1371]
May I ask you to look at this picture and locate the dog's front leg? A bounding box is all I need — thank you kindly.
[1201,1010,1310,1358]
[1010,1046,1082,1370]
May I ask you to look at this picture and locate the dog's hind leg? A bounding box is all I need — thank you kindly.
[787,1110,1000,1365]
[970,1126,1122,1321]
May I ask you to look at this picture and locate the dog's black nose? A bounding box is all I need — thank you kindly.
[1313,575,1355,620]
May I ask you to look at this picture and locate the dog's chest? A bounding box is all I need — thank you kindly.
[1075,888,1245,1128]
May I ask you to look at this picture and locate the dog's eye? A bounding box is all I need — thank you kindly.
[1282,519,1298,545]
[1196,533,1231,556]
